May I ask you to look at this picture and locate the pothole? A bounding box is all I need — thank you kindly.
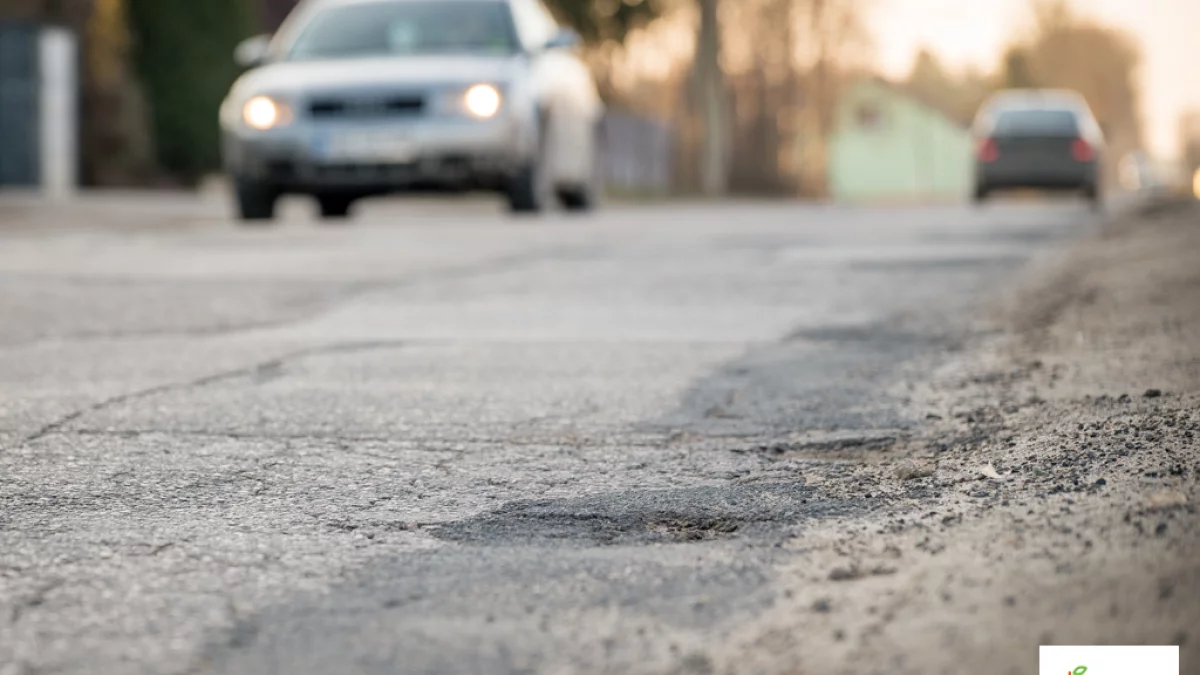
[645,516,741,541]
[431,483,875,547]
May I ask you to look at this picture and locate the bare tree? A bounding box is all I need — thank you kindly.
[791,0,870,197]
[905,48,993,126]
[1014,0,1144,185]
[1181,110,1200,179]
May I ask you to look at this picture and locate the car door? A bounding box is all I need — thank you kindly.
[508,0,601,185]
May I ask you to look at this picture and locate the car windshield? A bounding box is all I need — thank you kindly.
[991,108,1080,136]
[286,1,519,61]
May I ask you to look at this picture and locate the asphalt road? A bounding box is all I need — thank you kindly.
[0,196,1105,674]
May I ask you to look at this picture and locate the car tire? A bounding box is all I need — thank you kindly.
[235,178,278,223]
[557,121,605,213]
[317,194,355,221]
[556,184,593,212]
[972,185,989,205]
[507,162,545,214]
[507,110,552,215]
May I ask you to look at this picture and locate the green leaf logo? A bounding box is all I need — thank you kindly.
[1073,667,1088,675]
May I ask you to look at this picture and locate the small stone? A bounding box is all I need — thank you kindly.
[829,567,862,581]
[896,463,935,481]
[1004,596,1017,607]
[812,598,832,613]
[833,629,846,641]
[1147,490,1188,511]
[979,464,1002,480]
[1155,522,1168,537]
[680,654,713,674]
[1144,389,1163,398]
[1094,478,1107,487]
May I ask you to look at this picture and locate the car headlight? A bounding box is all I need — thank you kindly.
[463,84,502,119]
[243,96,291,130]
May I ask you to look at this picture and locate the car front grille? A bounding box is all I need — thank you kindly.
[308,95,426,120]
[307,162,420,180]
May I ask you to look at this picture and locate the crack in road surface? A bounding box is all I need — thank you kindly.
[19,340,409,443]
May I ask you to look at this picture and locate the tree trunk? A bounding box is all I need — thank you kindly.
[695,0,727,195]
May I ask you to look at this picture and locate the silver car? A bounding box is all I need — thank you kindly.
[220,0,605,222]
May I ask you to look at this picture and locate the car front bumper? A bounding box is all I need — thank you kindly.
[223,116,535,194]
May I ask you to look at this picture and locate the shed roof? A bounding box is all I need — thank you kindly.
[848,75,973,129]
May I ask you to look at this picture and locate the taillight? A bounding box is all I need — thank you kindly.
[1072,138,1094,162]
[978,138,999,162]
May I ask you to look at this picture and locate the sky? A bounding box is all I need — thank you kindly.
[869,0,1200,159]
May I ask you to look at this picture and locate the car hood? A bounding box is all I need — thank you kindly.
[233,55,524,97]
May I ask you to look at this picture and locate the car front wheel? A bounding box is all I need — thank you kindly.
[235,178,278,223]
[507,161,546,214]
[317,194,355,221]
[557,121,605,213]
[507,110,554,215]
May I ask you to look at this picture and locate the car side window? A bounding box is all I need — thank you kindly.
[510,0,558,50]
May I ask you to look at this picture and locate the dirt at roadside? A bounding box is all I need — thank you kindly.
[710,202,1200,675]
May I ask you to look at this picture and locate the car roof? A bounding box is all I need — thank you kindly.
[980,89,1091,115]
[275,0,518,47]
[301,0,511,8]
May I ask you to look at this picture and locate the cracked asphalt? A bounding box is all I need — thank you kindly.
[4,195,1182,675]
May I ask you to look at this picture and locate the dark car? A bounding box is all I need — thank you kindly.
[971,90,1104,207]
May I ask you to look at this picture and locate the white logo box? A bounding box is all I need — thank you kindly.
[1040,646,1180,675]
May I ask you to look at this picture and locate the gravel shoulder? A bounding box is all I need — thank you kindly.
[711,202,1200,675]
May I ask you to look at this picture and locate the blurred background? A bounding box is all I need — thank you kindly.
[1,0,1198,202]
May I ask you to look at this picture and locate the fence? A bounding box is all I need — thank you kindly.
[601,110,673,194]
[0,21,77,197]
[0,22,40,188]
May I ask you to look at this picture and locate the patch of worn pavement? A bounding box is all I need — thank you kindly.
[432,483,880,546]
[1,202,1125,675]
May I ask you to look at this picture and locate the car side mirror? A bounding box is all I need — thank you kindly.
[235,35,272,69]
[544,28,581,51]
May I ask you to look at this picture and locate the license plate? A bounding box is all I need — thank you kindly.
[317,130,415,163]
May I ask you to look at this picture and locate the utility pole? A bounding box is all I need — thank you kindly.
[695,0,727,195]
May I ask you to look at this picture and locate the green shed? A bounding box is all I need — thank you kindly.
[827,77,974,204]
